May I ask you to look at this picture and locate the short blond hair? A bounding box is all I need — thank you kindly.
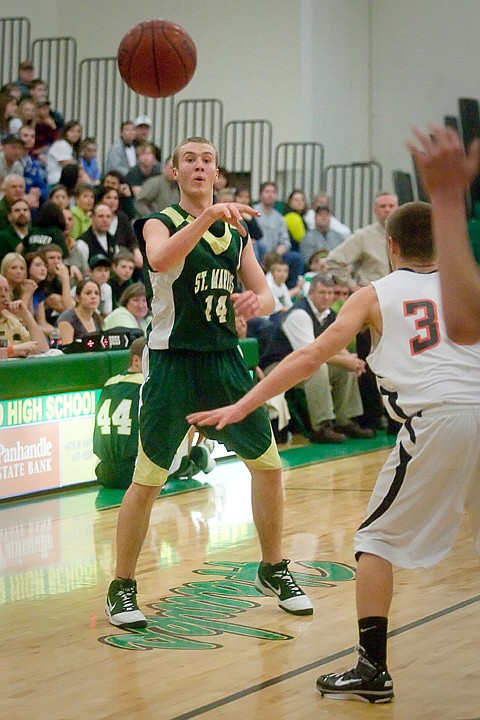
[172,136,218,168]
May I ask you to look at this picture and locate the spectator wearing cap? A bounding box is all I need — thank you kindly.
[304,193,351,238]
[133,115,161,164]
[13,60,35,99]
[103,282,150,334]
[87,254,112,316]
[29,78,65,131]
[0,135,25,178]
[104,121,137,178]
[300,203,345,267]
[125,142,161,198]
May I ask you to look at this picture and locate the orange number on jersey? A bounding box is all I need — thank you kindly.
[404,299,441,355]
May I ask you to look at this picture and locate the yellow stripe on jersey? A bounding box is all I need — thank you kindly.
[104,372,144,387]
[161,206,234,255]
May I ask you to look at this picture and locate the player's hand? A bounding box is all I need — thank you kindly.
[187,403,247,431]
[231,290,261,320]
[406,124,480,195]
[210,203,259,236]
[234,314,247,338]
[349,355,366,376]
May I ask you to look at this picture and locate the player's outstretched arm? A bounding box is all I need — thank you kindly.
[187,289,374,430]
[407,124,480,343]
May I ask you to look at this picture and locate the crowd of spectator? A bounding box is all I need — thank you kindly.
[0,59,399,443]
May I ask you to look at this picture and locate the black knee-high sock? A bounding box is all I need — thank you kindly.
[358,616,388,668]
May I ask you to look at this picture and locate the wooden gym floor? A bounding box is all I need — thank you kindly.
[1,441,479,720]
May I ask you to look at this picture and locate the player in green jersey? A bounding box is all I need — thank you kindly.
[93,337,145,489]
[105,137,313,629]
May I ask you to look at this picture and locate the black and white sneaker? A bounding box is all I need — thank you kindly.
[255,559,313,615]
[316,646,394,703]
[105,578,147,629]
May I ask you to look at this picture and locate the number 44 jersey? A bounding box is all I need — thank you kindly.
[93,371,143,487]
[368,269,480,422]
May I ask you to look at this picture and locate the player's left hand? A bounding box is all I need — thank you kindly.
[231,290,260,320]
[187,403,246,430]
[406,124,480,194]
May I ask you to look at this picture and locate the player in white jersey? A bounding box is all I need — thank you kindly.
[188,200,480,704]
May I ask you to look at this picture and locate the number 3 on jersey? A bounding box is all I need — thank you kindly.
[96,398,133,435]
[404,299,440,355]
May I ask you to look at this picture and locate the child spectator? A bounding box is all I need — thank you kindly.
[88,253,112,316]
[62,206,89,284]
[108,249,135,308]
[80,137,101,185]
[302,249,329,296]
[267,258,293,316]
[267,258,304,326]
[71,183,94,239]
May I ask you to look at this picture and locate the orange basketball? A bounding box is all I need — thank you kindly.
[117,19,197,98]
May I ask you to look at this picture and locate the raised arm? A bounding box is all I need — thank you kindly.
[144,202,258,273]
[407,124,480,343]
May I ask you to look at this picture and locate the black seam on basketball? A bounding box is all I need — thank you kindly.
[128,23,147,87]
[159,25,189,83]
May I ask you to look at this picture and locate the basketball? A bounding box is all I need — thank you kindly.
[117,19,197,98]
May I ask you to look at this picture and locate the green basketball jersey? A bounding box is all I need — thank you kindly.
[93,371,143,469]
[134,205,248,351]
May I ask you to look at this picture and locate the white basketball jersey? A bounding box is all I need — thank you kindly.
[368,269,480,420]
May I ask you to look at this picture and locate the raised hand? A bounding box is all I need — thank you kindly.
[406,124,480,196]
